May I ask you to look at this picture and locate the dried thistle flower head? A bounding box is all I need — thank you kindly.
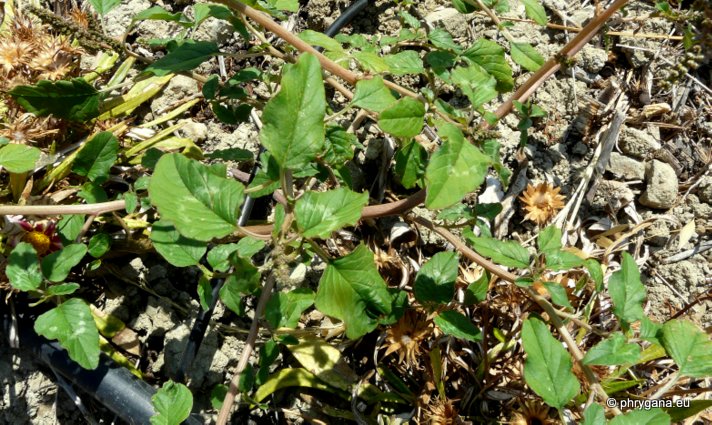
[0,39,33,75]
[425,398,464,425]
[519,183,566,225]
[383,310,433,369]
[511,400,554,425]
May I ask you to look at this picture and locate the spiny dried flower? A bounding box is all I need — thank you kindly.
[69,7,91,30]
[0,113,59,144]
[519,183,566,225]
[0,39,33,74]
[383,310,433,368]
[18,221,62,255]
[510,400,554,425]
[425,398,464,425]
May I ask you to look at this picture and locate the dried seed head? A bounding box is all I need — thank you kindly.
[383,310,433,369]
[511,400,554,425]
[425,398,464,425]
[519,183,566,225]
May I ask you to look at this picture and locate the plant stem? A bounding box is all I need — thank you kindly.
[216,273,276,425]
[0,200,126,216]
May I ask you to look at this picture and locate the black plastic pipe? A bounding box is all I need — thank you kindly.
[5,312,201,425]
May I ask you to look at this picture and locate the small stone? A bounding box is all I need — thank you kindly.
[591,180,635,211]
[619,126,661,159]
[150,75,199,115]
[579,45,608,74]
[193,16,233,44]
[640,160,678,209]
[606,152,645,180]
[696,175,712,204]
[179,119,209,142]
[425,8,469,38]
[645,219,671,247]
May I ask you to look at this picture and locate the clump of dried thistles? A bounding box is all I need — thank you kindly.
[518,183,566,225]
[383,309,434,369]
[0,11,84,144]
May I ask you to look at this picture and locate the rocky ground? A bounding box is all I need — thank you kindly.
[1,0,710,423]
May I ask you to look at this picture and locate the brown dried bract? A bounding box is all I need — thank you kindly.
[518,183,566,225]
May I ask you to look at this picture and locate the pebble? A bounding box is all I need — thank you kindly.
[619,126,661,159]
[640,160,678,209]
[607,152,645,180]
[425,8,469,39]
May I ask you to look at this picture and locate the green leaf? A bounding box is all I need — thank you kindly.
[323,125,360,165]
[463,38,514,92]
[41,244,87,283]
[299,30,344,52]
[58,215,85,245]
[384,51,425,75]
[210,384,228,410]
[146,41,219,76]
[74,132,119,182]
[265,288,315,329]
[132,6,191,26]
[468,236,530,268]
[45,282,80,297]
[150,381,193,425]
[260,53,326,169]
[510,41,545,72]
[583,333,641,365]
[0,144,41,173]
[254,368,333,403]
[193,3,234,27]
[542,282,573,309]
[608,408,670,425]
[88,233,111,258]
[34,298,100,370]
[581,403,606,425]
[464,272,489,304]
[522,317,580,409]
[295,188,368,239]
[150,220,207,267]
[378,97,425,138]
[434,311,482,342]
[451,63,498,108]
[428,28,461,51]
[287,339,356,391]
[608,252,646,327]
[424,123,490,209]
[666,400,712,422]
[395,139,427,189]
[88,0,121,15]
[585,258,604,292]
[247,152,280,197]
[7,242,43,292]
[257,340,279,385]
[545,251,584,271]
[219,259,261,315]
[9,78,99,121]
[661,319,712,378]
[205,148,253,162]
[413,251,459,304]
[315,244,392,339]
[521,0,547,25]
[353,51,390,73]
[149,153,244,241]
[451,0,477,13]
[351,77,397,113]
[537,225,561,253]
